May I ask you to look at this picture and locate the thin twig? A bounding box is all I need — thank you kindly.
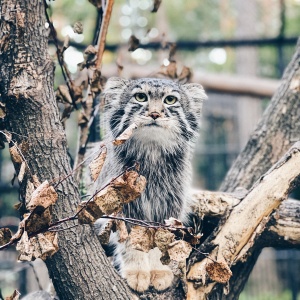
[43,0,77,109]
[96,0,114,69]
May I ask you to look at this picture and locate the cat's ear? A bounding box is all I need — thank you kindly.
[182,83,207,117]
[182,83,207,103]
[104,77,130,93]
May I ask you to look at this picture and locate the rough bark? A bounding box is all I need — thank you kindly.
[192,191,300,248]
[187,143,300,299]
[0,1,133,300]
[204,39,300,299]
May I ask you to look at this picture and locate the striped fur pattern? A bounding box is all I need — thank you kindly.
[95,77,206,292]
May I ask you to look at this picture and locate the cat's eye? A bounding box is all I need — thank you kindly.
[134,93,148,102]
[164,95,177,105]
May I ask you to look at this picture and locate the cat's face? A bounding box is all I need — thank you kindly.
[103,77,206,144]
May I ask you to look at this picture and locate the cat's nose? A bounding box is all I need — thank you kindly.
[149,112,161,120]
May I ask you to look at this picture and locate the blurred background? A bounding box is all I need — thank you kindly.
[0,0,300,299]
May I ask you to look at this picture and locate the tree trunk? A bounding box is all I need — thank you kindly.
[210,40,300,299]
[0,1,132,299]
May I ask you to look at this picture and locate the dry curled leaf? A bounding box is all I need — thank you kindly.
[77,202,99,224]
[62,35,70,52]
[25,180,35,205]
[154,228,175,253]
[0,227,12,246]
[151,0,162,12]
[116,220,128,243]
[168,240,192,262]
[9,144,23,164]
[128,35,140,52]
[206,260,232,284]
[73,21,83,34]
[16,231,58,261]
[25,207,52,235]
[96,186,124,215]
[178,66,192,84]
[129,226,155,252]
[5,289,21,300]
[89,148,107,181]
[56,85,72,104]
[164,217,184,228]
[27,180,58,211]
[113,170,147,203]
[77,171,146,224]
[88,0,102,9]
[18,161,26,182]
[91,68,105,93]
[98,219,114,245]
[113,123,137,145]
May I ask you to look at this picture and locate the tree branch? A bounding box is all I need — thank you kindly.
[187,142,300,299]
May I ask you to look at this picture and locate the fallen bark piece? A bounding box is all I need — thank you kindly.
[168,240,192,262]
[206,260,232,284]
[27,180,58,211]
[89,147,107,181]
[0,228,12,246]
[113,123,137,145]
[129,226,155,252]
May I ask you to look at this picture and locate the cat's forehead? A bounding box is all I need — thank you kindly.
[130,78,181,94]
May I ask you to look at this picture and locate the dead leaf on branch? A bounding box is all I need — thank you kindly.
[113,123,137,146]
[98,219,114,245]
[16,231,58,261]
[73,21,83,34]
[25,207,52,235]
[128,35,140,52]
[0,228,12,246]
[113,170,147,203]
[9,144,23,164]
[168,240,192,262]
[77,170,146,224]
[5,289,21,300]
[206,260,232,284]
[129,226,155,252]
[116,220,128,243]
[88,0,102,9]
[56,85,73,104]
[17,161,26,182]
[164,217,184,228]
[27,180,58,211]
[154,228,175,253]
[151,0,162,12]
[89,147,107,181]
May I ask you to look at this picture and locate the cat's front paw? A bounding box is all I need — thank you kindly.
[124,269,151,292]
[150,269,174,291]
